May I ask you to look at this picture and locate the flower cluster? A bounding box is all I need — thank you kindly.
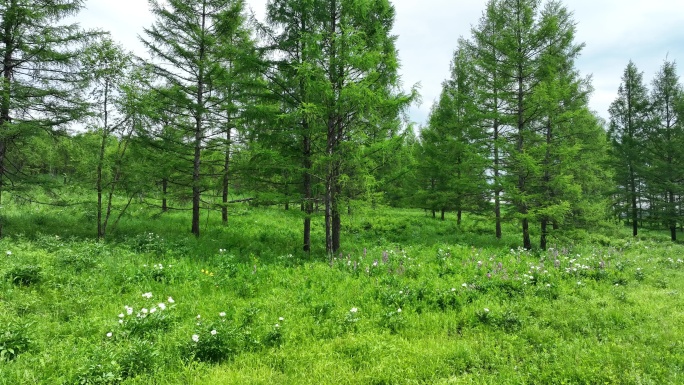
[109,293,175,338]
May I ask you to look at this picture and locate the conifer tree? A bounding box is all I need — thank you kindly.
[141,0,256,236]
[608,61,651,237]
[469,0,589,249]
[0,0,94,236]
[645,60,684,241]
[418,46,488,223]
[264,0,413,255]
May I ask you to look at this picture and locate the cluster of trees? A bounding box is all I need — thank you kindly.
[415,0,609,249]
[0,0,413,255]
[1,0,682,253]
[609,60,684,241]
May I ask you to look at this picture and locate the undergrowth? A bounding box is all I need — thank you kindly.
[0,197,683,384]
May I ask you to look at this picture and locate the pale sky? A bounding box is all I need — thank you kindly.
[74,0,684,126]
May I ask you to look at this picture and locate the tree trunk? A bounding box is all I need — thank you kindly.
[630,167,638,237]
[303,132,312,252]
[162,178,168,212]
[0,141,5,238]
[96,81,109,240]
[540,218,548,251]
[191,6,207,238]
[457,210,462,225]
[669,190,677,241]
[0,11,12,237]
[191,122,202,236]
[441,208,445,221]
[222,127,231,224]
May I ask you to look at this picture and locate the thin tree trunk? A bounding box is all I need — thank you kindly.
[162,178,168,212]
[517,58,531,250]
[669,190,677,241]
[96,81,109,240]
[492,48,502,240]
[441,208,445,221]
[0,141,5,238]
[540,218,548,251]
[0,10,12,237]
[630,167,638,237]
[222,127,231,224]
[303,130,312,252]
[457,210,462,225]
[191,5,207,237]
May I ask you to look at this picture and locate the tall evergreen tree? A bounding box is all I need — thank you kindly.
[264,0,413,255]
[608,61,651,237]
[0,0,94,236]
[469,0,588,249]
[141,0,255,236]
[81,37,138,239]
[645,60,684,241]
[418,46,488,223]
[469,0,510,239]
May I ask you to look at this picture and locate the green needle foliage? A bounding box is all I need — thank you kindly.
[140,0,258,237]
[0,0,96,235]
[608,61,652,237]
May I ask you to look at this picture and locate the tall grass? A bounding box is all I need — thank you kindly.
[1,192,683,383]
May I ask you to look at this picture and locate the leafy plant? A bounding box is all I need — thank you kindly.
[5,265,42,286]
[0,322,32,361]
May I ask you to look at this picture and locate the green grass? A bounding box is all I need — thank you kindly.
[1,194,684,384]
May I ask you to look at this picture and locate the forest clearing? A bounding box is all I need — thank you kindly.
[2,0,684,383]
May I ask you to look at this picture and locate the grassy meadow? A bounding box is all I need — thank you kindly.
[1,189,683,384]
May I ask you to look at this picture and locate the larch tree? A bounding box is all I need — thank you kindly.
[141,0,255,237]
[419,45,488,223]
[264,0,413,255]
[469,0,590,249]
[608,61,651,237]
[645,60,684,241]
[469,0,510,239]
[0,0,94,236]
[81,37,138,239]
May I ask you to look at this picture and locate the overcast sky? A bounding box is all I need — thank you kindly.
[74,0,684,126]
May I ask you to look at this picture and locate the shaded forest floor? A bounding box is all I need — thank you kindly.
[1,194,683,384]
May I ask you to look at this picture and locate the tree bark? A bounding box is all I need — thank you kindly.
[191,4,208,238]
[222,127,231,224]
[540,218,548,251]
[162,178,168,212]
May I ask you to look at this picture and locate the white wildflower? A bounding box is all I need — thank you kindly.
[142,292,153,299]
[192,334,199,342]
[210,330,217,335]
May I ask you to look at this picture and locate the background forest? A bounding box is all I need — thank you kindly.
[2,1,684,383]
[0,0,683,251]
